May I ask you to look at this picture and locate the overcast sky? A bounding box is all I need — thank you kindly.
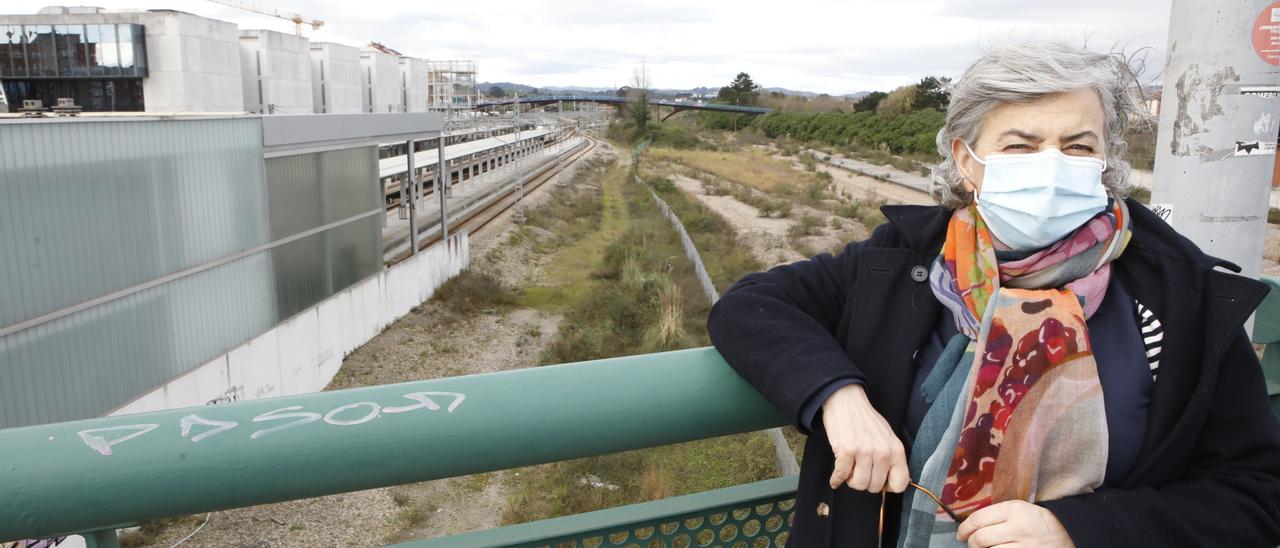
[12,0,1172,94]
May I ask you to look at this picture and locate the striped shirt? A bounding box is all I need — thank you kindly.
[1135,300,1164,380]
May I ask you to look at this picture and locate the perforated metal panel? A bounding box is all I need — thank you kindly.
[543,499,796,548]
[409,477,797,548]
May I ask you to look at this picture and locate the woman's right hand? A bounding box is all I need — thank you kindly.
[821,383,910,493]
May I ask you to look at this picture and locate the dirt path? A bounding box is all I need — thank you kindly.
[816,163,934,206]
[669,174,798,264]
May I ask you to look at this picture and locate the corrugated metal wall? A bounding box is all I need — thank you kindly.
[264,147,381,319]
[0,117,386,428]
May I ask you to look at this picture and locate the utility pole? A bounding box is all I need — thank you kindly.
[512,95,526,224]
[1151,0,1280,284]
[556,126,568,187]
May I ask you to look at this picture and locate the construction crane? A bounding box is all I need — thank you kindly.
[205,0,324,36]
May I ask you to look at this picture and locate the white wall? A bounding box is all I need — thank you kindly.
[140,11,244,112]
[399,57,429,113]
[239,29,313,115]
[112,233,470,415]
[361,48,401,113]
[310,42,363,114]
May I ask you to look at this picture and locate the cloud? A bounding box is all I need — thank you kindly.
[7,0,1172,94]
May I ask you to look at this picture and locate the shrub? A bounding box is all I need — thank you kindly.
[644,174,676,193]
[788,213,823,237]
[799,152,818,171]
[433,270,517,314]
[752,108,946,158]
[701,179,729,196]
[805,179,828,201]
[650,122,701,149]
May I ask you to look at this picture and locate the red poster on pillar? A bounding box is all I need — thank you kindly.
[1253,2,1280,66]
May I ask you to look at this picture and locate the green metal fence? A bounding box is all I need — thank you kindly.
[1250,277,1280,416]
[0,347,788,544]
[403,476,797,548]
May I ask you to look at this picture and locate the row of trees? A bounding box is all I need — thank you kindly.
[612,67,949,157]
[752,108,945,156]
[854,76,950,115]
[735,75,951,157]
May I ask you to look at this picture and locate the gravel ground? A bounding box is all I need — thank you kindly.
[815,163,934,207]
[669,174,799,265]
[471,143,617,289]
[117,142,611,548]
[667,172,860,266]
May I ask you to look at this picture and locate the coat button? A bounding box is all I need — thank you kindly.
[816,502,830,517]
[911,265,929,282]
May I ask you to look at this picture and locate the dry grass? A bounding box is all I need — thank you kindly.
[640,464,675,501]
[648,147,820,196]
[500,152,778,528]
[641,278,687,353]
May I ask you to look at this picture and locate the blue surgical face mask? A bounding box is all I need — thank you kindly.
[965,142,1108,251]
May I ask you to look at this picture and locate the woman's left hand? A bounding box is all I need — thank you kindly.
[956,500,1074,547]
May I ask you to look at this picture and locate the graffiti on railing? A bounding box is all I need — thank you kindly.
[2,536,70,548]
[75,391,466,456]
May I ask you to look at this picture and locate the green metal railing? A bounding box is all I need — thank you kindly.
[1250,277,1280,416]
[0,347,790,544]
[8,278,1280,546]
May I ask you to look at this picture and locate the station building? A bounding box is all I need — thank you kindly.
[0,6,244,112]
[360,45,401,113]
[0,5,478,114]
[239,28,313,114]
[309,41,362,113]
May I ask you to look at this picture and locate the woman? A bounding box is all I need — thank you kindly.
[707,42,1280,547]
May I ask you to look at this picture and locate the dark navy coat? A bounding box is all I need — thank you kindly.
[707,200,1280,547]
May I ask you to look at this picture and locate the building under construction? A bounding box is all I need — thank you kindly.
[427,59,477,110]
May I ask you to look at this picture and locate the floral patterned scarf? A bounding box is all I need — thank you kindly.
[898,200,1131,546]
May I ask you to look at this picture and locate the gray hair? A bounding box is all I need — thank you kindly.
[932,42,1149,208]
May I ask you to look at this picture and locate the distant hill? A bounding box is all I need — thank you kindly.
[479,82,539,95]
[764,87,818,97]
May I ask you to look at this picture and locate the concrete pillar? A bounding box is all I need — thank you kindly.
[1151,0,1280,281]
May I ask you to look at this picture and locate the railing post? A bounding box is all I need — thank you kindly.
[83,529,119,548]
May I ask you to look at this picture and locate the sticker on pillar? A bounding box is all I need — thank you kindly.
[1235,140,1278,156]
[1242,86,1280,99]
[1252,2,1280,66]
[1149,203,1174,226]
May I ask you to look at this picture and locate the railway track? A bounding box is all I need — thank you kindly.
[384,136,599,265]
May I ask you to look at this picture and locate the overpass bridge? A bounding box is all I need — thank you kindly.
[475,94,772,120]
